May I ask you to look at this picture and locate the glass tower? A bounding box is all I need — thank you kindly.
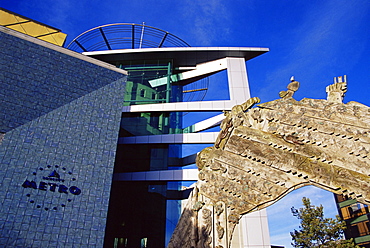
[67,23,269,248]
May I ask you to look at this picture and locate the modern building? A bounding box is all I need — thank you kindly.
[335,194,370,247]
[66,23,271,248]
[0,9,274,247]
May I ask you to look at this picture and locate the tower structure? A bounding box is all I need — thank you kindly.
[67,23,270,247]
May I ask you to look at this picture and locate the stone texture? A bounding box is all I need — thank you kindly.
[168,77,370,248]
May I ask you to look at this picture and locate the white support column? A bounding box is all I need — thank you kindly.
[226,57,251,103]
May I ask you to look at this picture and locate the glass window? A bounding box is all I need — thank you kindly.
[357,221,370,236]
[114,237,128,248]
[119,60,174,106]
[140,89,145,97]
[350,224,360,237]
[141,237,147,248]
[366,221,370,234]
[341,207,351,220]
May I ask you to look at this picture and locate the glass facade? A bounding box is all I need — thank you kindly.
[105,60,186,248]
[119,61,173,106]
[65,24,269,248]
[118,60,183,136]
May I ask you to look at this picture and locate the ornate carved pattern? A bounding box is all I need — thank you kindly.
[279,76,300,98]
[326,75,347,103]
[215,202,224,216]
[215,97,260,149]
[199,208,213,248]
[168,77,370,248]
[228,214,240,224]
[193,201,205,212]
[216,221,225,239]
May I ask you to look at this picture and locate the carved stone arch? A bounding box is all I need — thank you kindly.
[168,78,370,248]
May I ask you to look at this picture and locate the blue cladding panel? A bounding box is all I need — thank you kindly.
[0,29,126,247]
[0,30,125,133]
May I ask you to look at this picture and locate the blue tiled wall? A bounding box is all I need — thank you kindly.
[0,30,124,133]
[0,29,127,247]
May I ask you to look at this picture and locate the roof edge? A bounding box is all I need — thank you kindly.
[83,46,269,56]
[0,25,127,75]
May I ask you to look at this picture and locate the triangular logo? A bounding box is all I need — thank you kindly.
[48,170,60,178]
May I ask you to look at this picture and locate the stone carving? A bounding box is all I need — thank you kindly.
[200,208,213,247]
[228,214,240,224]
[193,201,205,211]
[216,221,225,239]
[215,202,224,216]
[215,97,260,149]
[168,76,370,248]
[326,75,347,103]
[279,76,300,98]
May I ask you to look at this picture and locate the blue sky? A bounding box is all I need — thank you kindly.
[2,1,370,247]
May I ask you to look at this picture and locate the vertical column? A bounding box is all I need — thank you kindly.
[226,57,251,104]
[235,209,271,248]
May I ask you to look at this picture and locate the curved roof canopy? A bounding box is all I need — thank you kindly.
[67,23,269,67]
[66,23,190,52]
